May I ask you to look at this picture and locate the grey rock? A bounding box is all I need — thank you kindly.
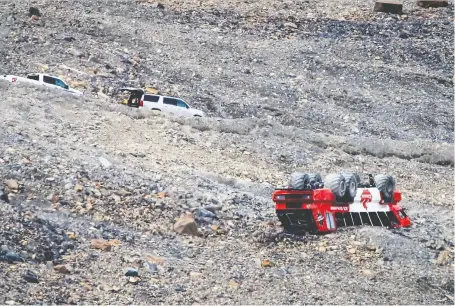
[0,245,9,253]
[4,252,21,263]
[124,268,139,277]
[203,204,223,213]
[144,262,158,274]
[195,208,216,219]
[23,270,39,283]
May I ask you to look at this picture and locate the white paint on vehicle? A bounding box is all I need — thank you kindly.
[349,188,390,212]
[0,73,84,96]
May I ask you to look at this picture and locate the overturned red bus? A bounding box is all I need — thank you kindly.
[273,172,411,234]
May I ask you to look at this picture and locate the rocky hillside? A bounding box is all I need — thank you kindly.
[0,0,454,304]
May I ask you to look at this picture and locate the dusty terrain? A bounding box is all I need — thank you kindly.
[0,0,454,304]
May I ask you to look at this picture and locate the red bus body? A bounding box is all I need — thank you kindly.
[273,187,411,234]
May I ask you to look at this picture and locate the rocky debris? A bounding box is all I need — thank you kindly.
[98,157,112,168]
[151,2,165,9]
[54,264,72,274]
[261,259,274,267]
[373,0,403,14]
[144,261,158,274]
[436,249,452,265]
[23,270,39,283]
[173,213,200,236]
[4,179,19,191]
[194,207,217,222]
[29,15,40,22]
[28,7,41,18]
[417,0,449,8]
[204,204,223,213]
[90,239,112,252]
[124,268,139,277]
[189,271,203,279]
[2,252,22,263]
[145,254,164,265]
[0,112,451,305]
[128,276,140,284]
[229,279,240,289]
[0,0,452,304]
[0,209,80,264]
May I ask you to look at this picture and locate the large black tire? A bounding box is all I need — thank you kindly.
[374,174,396,203]
[353,173,361,185]
[289,172,310,190]
[324,173,346,201]
[307,173,322,182]
[341,172,358,201]
[307,173,323,189]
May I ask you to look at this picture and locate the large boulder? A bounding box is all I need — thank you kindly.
[373,0,403,14]
[173,213,200,236]
[417,0,448,7]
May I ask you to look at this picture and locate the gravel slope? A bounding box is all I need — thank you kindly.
[0,0,454,304]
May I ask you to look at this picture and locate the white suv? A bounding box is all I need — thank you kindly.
[118,88,205,117]
[140,94,205,117]
[0,73,84,96]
